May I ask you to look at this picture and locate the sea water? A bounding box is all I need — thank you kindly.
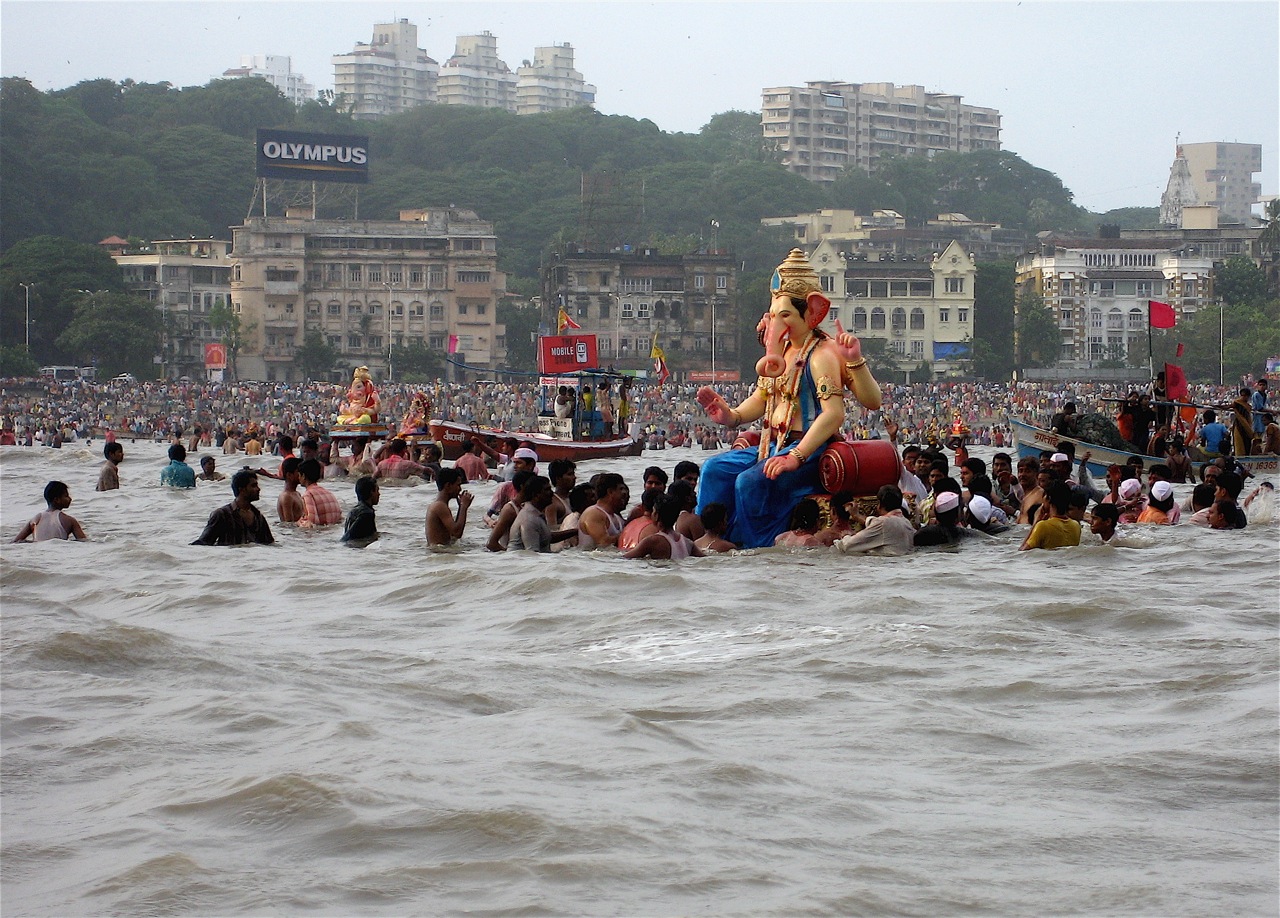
[2,441,1277,916]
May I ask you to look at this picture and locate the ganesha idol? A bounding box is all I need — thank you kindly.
[694,249,883,548]
[397,391,432,437]
[336,366,380,425]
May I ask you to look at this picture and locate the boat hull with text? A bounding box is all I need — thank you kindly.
[427,418,644,462]
[1010,418,1279,478]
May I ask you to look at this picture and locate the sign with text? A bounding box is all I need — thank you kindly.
[256,129,370,184]
[688,370,741,382]
[538,335,598,374]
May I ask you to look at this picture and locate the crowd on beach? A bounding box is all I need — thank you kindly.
[12,368,1280,555]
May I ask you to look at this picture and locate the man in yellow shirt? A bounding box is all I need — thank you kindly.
[1020,481,1081,550]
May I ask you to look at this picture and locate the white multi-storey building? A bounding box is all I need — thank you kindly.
[1176,142,1264,226]
[332,19,438,120]
[1017,238,1213,367]
[762,81,1001,183]
[437,33,517,110]
[230,209,507,382]
[221,54,315,105]
[516,44,596,115]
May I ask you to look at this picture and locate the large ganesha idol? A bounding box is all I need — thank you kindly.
[337,366,380,425]
[693,249,883,548]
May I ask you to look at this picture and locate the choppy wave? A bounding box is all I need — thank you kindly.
[1,440,1277,916]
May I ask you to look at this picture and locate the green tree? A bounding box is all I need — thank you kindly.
[294,327,338,380]
[56,290,161,377]
[0,236,124,363]
[1215,255,1269,308]
[208,301,250,381]
[0,344,39,376]
[973,261,1016,379]
[497,294,540,372]
[1176,300,1280,384]
[1015,288,1061,369]
[390,342,444,382]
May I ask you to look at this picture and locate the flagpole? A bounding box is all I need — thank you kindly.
[1147,299,1154,380]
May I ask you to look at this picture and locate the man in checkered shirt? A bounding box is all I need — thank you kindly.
[298,459,343,528]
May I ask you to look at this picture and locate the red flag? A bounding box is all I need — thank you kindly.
[557,308,581,333]
[1163,362,1188,401]
[1148,300,1176,329]
[1175,342,1185,358]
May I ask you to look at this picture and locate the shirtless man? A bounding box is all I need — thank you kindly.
[277,456,305,523]
[97,442,123,491]
[578,473,628,549]
[197,456,227,481]
[545,459,576,544]
[427,467,475,546]
[694,502,737,553]
[13,480,87,542]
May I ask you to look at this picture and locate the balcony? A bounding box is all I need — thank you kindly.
[265,280,300,295]
[262,347,296,361]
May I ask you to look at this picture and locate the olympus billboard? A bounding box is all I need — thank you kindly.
[255,129,370,184]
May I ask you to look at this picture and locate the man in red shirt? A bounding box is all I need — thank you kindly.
[375,438,430,480]
[298,459,343,527]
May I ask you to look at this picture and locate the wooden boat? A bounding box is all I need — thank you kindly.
[427,418,644,462]
[1009,418,1279,478]
[329,422,394,441]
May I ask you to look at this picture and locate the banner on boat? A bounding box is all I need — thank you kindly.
[539,335,598,373]
[256,129,370,184]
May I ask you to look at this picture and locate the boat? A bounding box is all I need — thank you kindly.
[1009,418,1279,478]
[427,417,644,462]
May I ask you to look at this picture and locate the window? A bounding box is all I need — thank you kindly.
[410,268,424,285]
[958,308,969,323]
[429,266,446,287]
[821,274,834,293]
[599,300,611,320]
[891,307,906,330]
[327,264,343,283]
[457,271,491,284]
[870,307,885,330]
[392,302,404,316]
[348,266,362,284]
[1090,309,1103,329]
[328,336,341,348]
[939,308,950,322]
[1128,308,1144,329]
[369,267,382,284]
[1060,308,1073,326]
[599,273,610,287]
[890,281,908,297]
[1183,280,1196,296]
[327,303,341,315]
[638,302,651,319]
[458,303,468,315]
[388,269,403,285]
[945,277,964,294]
[910,281,932,297]
[477,304,487,315]
[694,274,705,290]
[870,281,889,298]
[853,307,867,331]
[622,301,634,319]
[348,335,362,348]
[1107,309,1123,329]
[715,275,727,290]
[910,308,925,330]
[1061,279,1073,296]
[410,302,424,317]
[1136,281,1151,297]
[368,336,382,349]
[307,268,322,285]
[430,335,446,349]
[429,303,444,320]
[911,340,925,359]
[349,303,363,315]
[307,301,321,315]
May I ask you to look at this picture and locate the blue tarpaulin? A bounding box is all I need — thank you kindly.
[933,342,970,360]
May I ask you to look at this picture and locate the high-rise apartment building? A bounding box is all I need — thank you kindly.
[1175,142,1263,226]
[516,44,596,115]
[221,54,315,106]
[230,209,507,382]
[1016,237,1213,367]
[762,82,1001,182]
[541,249,739,379]
[332,19,438,120]
[332,20,595,120]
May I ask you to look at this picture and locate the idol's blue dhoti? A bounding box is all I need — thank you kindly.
[696,443,823,548]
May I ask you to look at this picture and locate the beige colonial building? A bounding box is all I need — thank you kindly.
[1016,236,1213,367]
[108,238,233,380]
[1175,142,1264,226]
[802,239,975,380]
[540,249,739,378]
[762,82,1001,183]
[230,209,507,382]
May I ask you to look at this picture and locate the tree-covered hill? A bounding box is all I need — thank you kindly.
[1,74,1150,285]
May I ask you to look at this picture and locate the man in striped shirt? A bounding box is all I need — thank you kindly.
[298,459,343,528]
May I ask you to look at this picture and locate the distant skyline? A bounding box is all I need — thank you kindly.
[2,0,1276,216]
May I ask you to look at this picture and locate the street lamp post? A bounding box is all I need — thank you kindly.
[383,281,396,383]
[711,296,716,382]
[18,282,35,351]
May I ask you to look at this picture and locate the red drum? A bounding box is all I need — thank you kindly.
[731,430,762,451]
[819,440,902,496]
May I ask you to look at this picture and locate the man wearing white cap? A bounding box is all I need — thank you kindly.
[1137,480,1178,525]
[485,448,540,524]
[913,489,968,547]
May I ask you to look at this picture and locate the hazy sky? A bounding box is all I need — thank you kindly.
[3,0,1276,214]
